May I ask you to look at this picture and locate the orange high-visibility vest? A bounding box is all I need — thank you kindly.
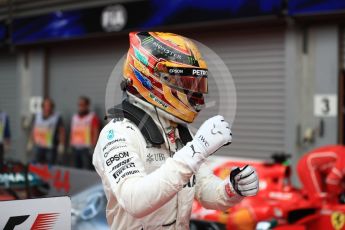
[70,112,95,148]
[33,112,59,149]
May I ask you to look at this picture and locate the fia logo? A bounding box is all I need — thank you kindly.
[102,5,127,32]
[107,130,115,140]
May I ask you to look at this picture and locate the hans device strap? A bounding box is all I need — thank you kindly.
[106,100,193,146]
[177,124,193,145]
[107,100,164,145]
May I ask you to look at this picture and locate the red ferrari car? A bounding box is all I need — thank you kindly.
[191,154,345,230]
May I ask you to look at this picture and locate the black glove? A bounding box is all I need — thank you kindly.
[230,165,259,197]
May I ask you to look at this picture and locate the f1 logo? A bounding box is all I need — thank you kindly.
[4,215,29,230]
[4,213,59,230]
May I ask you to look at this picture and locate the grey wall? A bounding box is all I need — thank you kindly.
[295,25,339,159]
[284,25,303,185]
[186,27,287,159]
[18,49,46,113]
[312,26,339,146]
[17,49,46,162]
[0,53,21,161]
[279,25,340,186]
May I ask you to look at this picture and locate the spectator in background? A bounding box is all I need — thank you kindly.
[0,110,10,166]
[70,96,100,169]
[30,98,65,164]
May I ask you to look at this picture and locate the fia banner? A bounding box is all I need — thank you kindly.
[0,196,71,230]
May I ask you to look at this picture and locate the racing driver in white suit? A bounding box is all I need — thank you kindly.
[93,32,259,229]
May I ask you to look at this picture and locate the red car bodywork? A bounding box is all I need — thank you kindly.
[191,160,345,230]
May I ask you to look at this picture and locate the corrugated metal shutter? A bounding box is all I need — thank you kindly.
[49,38,128,133]
[0,53,20,157]
[187,27,286,159]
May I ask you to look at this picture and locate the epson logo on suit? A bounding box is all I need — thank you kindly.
[106,152,130,166]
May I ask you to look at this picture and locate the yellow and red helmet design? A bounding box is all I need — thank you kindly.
[123,32,208,123]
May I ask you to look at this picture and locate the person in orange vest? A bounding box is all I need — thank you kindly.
[297,145,345,204]
[30,98,65,164]
[70,96,100,169]
[0,110,11,166]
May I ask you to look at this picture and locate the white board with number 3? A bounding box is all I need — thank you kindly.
[314,94,338,117]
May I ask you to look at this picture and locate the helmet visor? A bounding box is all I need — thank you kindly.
[159,67,208,93]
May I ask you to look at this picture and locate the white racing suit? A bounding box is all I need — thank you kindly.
[93,102,243,230]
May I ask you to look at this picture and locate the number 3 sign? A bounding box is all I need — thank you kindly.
[314,94,338,117]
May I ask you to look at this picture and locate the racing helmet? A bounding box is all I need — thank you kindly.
[122,32,208,123]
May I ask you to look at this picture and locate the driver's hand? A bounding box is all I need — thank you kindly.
[173,115,232,172]
[229,165,259,197]
[191,115,232,158]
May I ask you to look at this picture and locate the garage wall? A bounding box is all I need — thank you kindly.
[49,27,286,159]
[49,38,128,135]
[188,27,286,159]
[310,26,339,147]
[0,53,21,159]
